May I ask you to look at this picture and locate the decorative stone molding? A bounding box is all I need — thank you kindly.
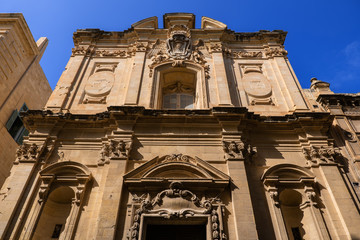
[232,51,262,58]
[127,182,225,240]
[83,63,116,104]
[262,164,318,206]
[38,175,54,203]
[264,46,288,57]
[14,143,43,164]
[269,189,280,207]
[167,25,192,59]
[98,139,132,165]
[135,42,148,52]
[222,138,256,163]
[94,49,129,58]
[302,145,340,166]
[148,33,211,79]
[208,43,223,53]
[71,45,95,56]
[38,162,92,204]
[241,65,275,106]
[124,154,230,190]
[161,153,196,164]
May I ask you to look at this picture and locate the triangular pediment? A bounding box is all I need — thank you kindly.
[124,154,230,190]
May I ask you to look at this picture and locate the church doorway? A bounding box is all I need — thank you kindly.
[146,224,206,240]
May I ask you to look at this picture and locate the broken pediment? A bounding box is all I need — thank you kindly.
[124,154,230,190]
[201,16,227,29]
[131,16,158,29]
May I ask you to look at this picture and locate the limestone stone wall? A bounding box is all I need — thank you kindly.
[0,14,51,187]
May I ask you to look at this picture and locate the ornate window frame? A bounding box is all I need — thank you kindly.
[150,63,209,109]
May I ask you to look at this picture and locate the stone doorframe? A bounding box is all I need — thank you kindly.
[127,181,227,240]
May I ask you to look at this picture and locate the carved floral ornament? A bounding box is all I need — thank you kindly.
[71,45,95,56]
[222,138,257,163]
[127,182,227,240]
[302,145,341,167]
[98,139,132,165]
[14,142,43,164]
[264,46,288,58]
[72,43,145,57]
[147,25,211,79]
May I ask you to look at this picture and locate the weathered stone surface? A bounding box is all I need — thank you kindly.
[1,13,360,240]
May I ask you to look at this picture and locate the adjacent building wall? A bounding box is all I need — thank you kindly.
[0,13,51,187]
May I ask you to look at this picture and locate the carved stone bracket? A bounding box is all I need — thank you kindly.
[269,189,280,207]
[74,175,89,205]
[300,187,318,209]
[14,143,44,164]
[98,139,132,165]
[38,175,55,204]
[222,138,257,163]
[127,182,225,240]
[302,145,340,167]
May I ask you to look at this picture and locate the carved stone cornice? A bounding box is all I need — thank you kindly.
[317,94,360,114]
[231,30,287,44]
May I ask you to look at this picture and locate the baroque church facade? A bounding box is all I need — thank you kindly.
[1,13,360,240]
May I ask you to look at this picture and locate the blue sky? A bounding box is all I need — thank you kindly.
[2,0,360,93]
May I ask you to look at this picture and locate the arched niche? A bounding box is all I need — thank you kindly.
[261,164,330,240]
[33,186,74,240]
[19,161,92,240]
[150,63,209,109]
